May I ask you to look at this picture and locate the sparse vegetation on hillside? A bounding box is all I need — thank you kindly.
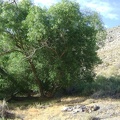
[95,26,120,77]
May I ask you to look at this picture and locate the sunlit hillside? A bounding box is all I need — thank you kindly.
[95,26,120,77]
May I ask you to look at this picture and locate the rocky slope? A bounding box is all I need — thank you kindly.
[95,26,120,77]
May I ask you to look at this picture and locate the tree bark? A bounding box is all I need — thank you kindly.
[28,59,44,97]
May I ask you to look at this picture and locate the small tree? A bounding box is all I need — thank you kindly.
[0,0,105,97]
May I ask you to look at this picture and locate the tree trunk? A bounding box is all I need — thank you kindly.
[28,59,44,97]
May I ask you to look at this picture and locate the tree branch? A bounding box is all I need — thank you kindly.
[40,41,59,57]
[9,0,18,6]
[24,48,37,60]
[60,47,68,58]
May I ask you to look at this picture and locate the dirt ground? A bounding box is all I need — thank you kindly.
[8,96,120,120]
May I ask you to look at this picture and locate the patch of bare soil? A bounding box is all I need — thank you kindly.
[8,97,120,120]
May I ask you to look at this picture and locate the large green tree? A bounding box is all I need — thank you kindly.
[0,0,105,97]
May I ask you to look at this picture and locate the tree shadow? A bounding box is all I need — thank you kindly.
[1,75,119,111]
[58,75,120,100]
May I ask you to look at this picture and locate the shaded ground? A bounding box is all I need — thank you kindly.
[6,96,120,120]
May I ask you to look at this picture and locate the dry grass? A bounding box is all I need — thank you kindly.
[4,96,120,120]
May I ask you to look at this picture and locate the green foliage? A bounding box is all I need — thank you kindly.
[78,75,120,96]
[0,0,105,97]
[0,54,34,97]
[95,76,120,94]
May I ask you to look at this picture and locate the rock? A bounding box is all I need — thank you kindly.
[61,104,100,113]
[92,117,101,120]
[67,108,73,112]
[62,106,70,112]
[73,108,82,114]
[93,105,100,111]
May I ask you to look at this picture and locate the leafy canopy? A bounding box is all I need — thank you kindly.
[0,0,105,97]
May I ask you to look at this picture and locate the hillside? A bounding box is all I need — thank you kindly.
[95,26,120,77]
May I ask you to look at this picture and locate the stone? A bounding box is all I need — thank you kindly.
[62,106,70,112]
[61,104,100,113]
[72,108,82,114]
